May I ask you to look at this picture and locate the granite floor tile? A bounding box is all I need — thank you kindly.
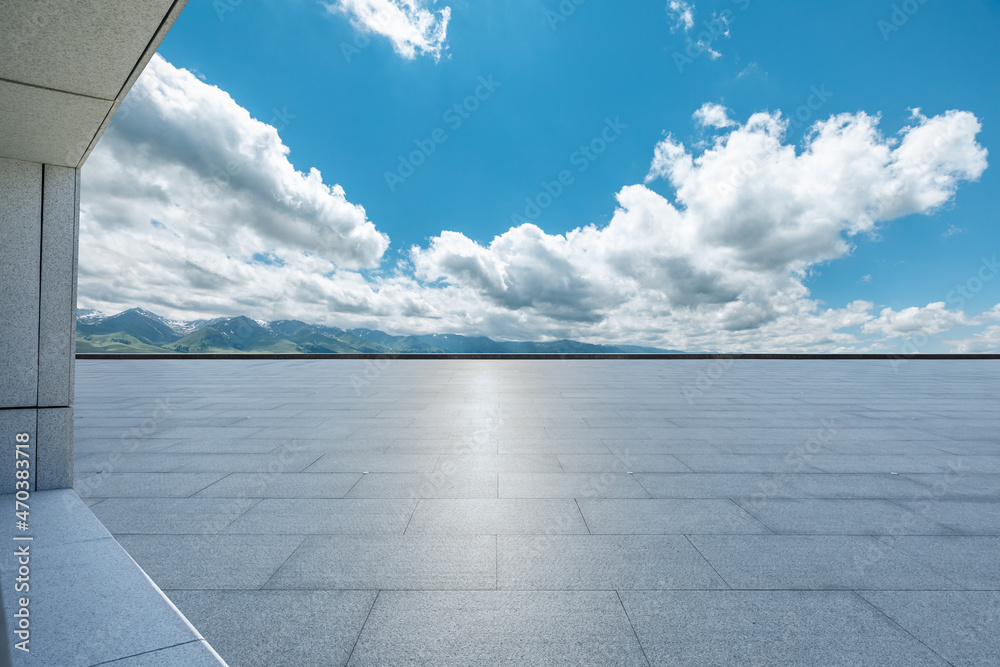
[674,454,826,473]
[96,641,225,666]
[634,473,800,499]
[72,359,1000,665]
[74,452,187,473]
[857,591,1000,666]
[222,498,417,535]
[74,472,227,498]
[577,499,771,534]
[602,439,718,455]
[405,499,589,535]
[688,535,962,590]
[901,473,1000,499]
[91,497,260,534]
[116,534,307,589]
[304,453,439,473]
[347,591,647,667]
[499,473,650,498]
[265,535,496,590]
[735,498,956,535]
[383,438,492,455]
[435,453,564,473]
[878,536,1000,589]
[557,454,690,473]
[496,439,611,455]
[170,452,323,473]
[168,590,377,667]
[787,473,940,499]
[346,472,498,499]
[893,499,1000,534]
[498,535,727,590]
[162,439,286,454]
[194,472,362,498]
[804,455,965,474]
[621,591,947,666]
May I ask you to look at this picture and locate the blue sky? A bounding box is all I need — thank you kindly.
[78,0,1000,351]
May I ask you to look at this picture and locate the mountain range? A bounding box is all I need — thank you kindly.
[76,308,681,354]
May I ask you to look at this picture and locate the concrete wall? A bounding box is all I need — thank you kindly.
[0,156,78,493]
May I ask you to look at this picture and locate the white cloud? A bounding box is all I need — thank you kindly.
[80,55,389,319]
[80,58,991,350]
[696,39,722,60]
[737,62,763,79]
[644,133,690,184]
[413,107,987,348]
[942,224,964,238]
[670,5,730,61]
[711,11,731,38]
[693,102,736,129]
[975,304,1000,324]
[947,325,1000,353]
[326,0,451,61]
[667,1,695,33]
[862,302,970,338]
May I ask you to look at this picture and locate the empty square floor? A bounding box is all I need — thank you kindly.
[73,359,1000,666]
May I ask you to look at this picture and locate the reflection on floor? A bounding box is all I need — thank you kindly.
[75,359,1000,666]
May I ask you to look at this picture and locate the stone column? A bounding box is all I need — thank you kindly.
[0,157,78,493]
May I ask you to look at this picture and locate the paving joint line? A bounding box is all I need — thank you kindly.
[851,590,955,666]
[258,534,310,591]
[574,498,593,535]
[683,534,733,590]
[615,589,652,667]
[87,639,206,666]
[345,589,381,665]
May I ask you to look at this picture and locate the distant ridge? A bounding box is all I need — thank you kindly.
[76,308,682,354]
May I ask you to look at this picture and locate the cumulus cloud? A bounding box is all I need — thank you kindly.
[947,325,1000,353]
[412,107,987,347]
[80,58,992,350]
[325,0,451,61]
[862,302,971,338]
[80,55,389,318]
[974,304,1000,324]
[693,102,736,129]
[667,1,695,32]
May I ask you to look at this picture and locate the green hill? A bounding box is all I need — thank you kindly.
[76,332,172,353]
[76,308,682,354]
[348,329,446,353]
[77,308,180,345]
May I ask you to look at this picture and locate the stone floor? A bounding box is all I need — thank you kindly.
[73,359,1000,666]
